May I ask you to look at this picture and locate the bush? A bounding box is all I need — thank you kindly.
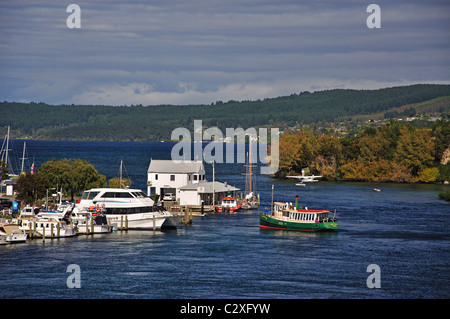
[438,191,450,201]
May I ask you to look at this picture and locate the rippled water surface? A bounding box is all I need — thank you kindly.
[1,140,449,299]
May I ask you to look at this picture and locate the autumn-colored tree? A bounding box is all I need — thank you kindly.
[393,127,435,176]
[277,128,318,177]
[277,122,443,184]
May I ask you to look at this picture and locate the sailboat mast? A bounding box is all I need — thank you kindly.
[245,151,249,195]
[120,160,123,188]
[5,126,9,166]
[249,143,252,194]
[21,141,26,174]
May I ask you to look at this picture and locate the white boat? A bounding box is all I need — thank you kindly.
[69,207,111,234]
[36,205,72,220]
[0,223,28,243]
[18,217,76,238]
[19,206,36,218]
[76,188,178,230]
[241,148,259,210]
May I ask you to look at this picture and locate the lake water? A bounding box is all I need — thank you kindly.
[1,140,449,300]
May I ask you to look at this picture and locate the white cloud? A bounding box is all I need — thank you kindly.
[0,0,449,105]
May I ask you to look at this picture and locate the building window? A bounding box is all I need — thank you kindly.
[194,175,198,181]
[155,174,158,180]
[170,175,175,181]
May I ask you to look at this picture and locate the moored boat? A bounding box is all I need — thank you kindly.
[260,196,338,232]
[69,207,112,234]
[76,188,177,230]
[215,196,241,213]
[18,217,76,238]
[0,223,28,243]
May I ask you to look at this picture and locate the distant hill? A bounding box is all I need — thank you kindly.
[1,84,449,141]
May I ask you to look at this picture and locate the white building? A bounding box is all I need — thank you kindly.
[147,159,205,200]
[147,159,239,206]
[178,181,239,206]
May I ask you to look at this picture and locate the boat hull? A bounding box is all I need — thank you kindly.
[259,213,338,232]
[107,212,176,230]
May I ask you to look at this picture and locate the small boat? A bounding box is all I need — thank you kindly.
[373,188,381,192]
[260,194,338,232]
[241,148,260,210]
[69,207,112,234]
[241,193,259,210]
[215,197,241,213]
[18,217,76,238]
[36,202,73,220]
[0,223,28,243]
[19,206,37,218]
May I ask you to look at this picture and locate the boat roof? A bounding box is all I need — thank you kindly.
[148,159,204,174]
[179,181,239,193]
[274,202,331,213]
[83,188,144,193]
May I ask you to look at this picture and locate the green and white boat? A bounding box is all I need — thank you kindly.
[260,198,338,232]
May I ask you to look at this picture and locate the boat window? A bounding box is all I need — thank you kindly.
[88,191,99,199]
[101,192,116,198]
[82,192,89,200]
[116,192,133,198]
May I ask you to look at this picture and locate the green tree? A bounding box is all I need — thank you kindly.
[15,172,49,206]
[39,158,106,200]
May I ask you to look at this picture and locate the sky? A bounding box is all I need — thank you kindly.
[0,0,449,106]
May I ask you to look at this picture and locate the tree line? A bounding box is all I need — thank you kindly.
[1,84,449,141]
[275,120,450,184]
[13,159,132,206]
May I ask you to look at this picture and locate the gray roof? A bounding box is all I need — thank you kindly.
[179,181,240,193]
[148,159,204,174]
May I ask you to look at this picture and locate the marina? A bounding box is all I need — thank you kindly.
[0,140,449,299]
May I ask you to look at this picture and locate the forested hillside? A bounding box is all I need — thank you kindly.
[1,84,449,141]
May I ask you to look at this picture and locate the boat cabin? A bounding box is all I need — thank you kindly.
[273,202,332,223]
